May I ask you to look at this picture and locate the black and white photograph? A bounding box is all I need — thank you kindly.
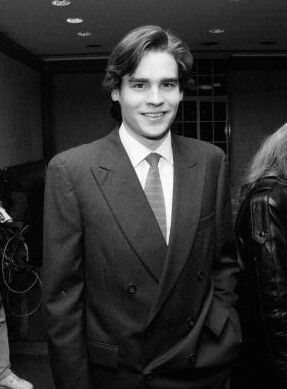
[0,1,287,388]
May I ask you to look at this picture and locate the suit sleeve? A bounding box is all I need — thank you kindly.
[42,156,91,389]
[213,152,239,308]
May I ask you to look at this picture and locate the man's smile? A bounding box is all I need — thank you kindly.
[141,112,166,119]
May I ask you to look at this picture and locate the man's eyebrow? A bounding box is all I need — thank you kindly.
[161,78,179,82]
[128,77,179,83]
[128,77,148,83]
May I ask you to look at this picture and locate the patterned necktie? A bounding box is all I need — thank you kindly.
[144,153,166,240]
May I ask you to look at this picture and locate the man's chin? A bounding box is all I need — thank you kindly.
[145,130,170,141]
[142,124,171,140]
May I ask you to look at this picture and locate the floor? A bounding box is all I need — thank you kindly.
[11,355,55,389]
[10,343,55,389]
[9,342,278,389]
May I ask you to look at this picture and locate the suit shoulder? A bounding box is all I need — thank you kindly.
[48,136,109,170]
[48,142,94,169]
[175,135,225,160]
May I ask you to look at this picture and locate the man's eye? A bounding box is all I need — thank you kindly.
[132,83,145,89]
[163,82,176,88]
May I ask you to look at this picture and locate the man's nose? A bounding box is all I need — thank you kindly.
[146,86,164,105]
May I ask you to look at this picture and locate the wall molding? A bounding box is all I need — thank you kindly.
[0,31,42,72]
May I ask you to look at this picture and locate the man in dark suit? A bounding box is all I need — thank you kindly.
[43,25,241,389]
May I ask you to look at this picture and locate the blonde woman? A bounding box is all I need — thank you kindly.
[235,123,287,388]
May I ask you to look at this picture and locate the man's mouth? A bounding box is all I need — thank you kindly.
[142,112,166,119]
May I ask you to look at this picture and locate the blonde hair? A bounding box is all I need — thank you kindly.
[246,123,287,185]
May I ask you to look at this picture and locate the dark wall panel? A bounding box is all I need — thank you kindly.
[53,73,116,154]
[230,67,287,193]
[0,52,42,167]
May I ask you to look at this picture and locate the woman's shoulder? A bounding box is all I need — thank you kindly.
[249,176,287,207]
[240,178,287,236]
[236,176,287,235]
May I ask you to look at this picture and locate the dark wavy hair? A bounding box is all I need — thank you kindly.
[103,25,193,122]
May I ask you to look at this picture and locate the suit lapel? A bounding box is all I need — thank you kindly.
[148,136,206,324]
[90,129,167,282]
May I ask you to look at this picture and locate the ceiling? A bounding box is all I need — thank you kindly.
[0,0,286,62]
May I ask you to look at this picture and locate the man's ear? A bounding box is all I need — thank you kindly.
[111,89,119,102]
[179,90,183,102]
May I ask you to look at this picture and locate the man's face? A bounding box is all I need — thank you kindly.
[112,50,183,150]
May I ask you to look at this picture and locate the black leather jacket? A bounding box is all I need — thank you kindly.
[235,176,287,385]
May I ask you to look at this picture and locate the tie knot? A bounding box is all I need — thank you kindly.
[146,153,161,167]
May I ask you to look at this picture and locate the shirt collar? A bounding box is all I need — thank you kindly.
[119,123,173,168]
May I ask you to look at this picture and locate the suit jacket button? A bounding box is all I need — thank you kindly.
[146,329,153,338]
[188,353,196,365]
[187,316,195,327]
[144,371,153,380]
[197,271,204,281]
[127,283,137,294]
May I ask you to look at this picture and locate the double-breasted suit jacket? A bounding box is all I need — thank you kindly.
[43,129,241,389]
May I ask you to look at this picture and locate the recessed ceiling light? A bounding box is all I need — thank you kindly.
[86,44,102,48]
[77,32,92,37]
[260,41,277,45]
[66,17,83,24]
[200,41,219,46]
[52,0,71,6]
[199,85,213,90]
[209,28,224,34]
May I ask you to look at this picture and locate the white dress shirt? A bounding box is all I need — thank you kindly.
[119,124,174,244]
